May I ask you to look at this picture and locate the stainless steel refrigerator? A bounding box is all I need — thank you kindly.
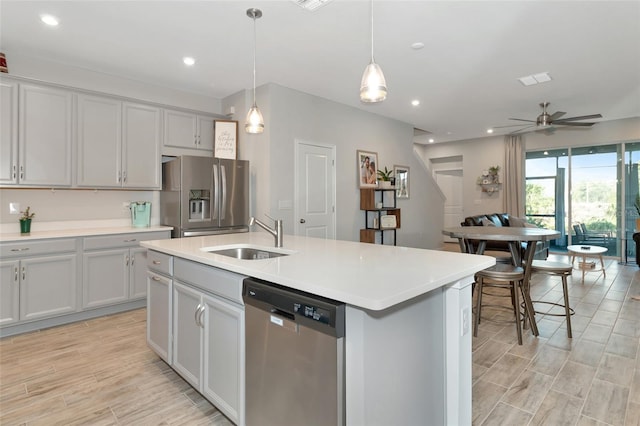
[160,156,250,238]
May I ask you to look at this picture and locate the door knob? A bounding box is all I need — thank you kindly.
[299,219,306,223]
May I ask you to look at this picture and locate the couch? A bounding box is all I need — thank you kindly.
[461,213,549,259]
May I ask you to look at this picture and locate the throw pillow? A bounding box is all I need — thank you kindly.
[509,216,526,227]
[481,218,496,227]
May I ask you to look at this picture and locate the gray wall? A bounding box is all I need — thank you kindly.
[224,83,444,248]
[416,117,640,220]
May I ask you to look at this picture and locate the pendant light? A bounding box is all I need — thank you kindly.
[245,8,264,134]
[360,0,387,103]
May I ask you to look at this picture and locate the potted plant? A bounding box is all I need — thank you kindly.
[20,206,35,235]
[488,165,500,183]
[377,166,393,188]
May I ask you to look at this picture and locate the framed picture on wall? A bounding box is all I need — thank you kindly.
[357,150,378,188]
[394,165,410,199]
[214,120,238,159]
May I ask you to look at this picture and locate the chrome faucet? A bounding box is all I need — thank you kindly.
[249,215,283,248]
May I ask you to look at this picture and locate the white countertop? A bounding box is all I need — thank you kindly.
[141,233,495,311]
[0,225,173,242]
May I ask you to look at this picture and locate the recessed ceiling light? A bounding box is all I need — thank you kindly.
[428,138,435,143]
[183,57,195,66]
[518,71,552,86]
[487,129,494,134]
[411,99,420,106]
[40,14,59,26]
[411,42,425,50]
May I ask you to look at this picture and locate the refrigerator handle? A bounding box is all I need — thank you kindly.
[212,163,219,220]
[221,164,227,220]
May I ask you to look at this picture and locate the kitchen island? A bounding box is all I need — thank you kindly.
[142,233,494,426]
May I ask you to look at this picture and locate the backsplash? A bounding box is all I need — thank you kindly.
[0,188,159,231]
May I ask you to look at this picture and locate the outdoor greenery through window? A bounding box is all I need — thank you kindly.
[525,142,640,259]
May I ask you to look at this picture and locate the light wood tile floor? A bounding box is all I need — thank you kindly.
[1,250,639,425]
[0,309,232,426]
[472,252,640,426]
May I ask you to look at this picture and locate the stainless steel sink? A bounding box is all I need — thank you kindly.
[204,246,291,260]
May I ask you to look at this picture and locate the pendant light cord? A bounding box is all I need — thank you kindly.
[252,14,257,105]
[370,0,374,61]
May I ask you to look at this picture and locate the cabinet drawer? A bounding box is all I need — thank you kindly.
[0,238,76,258]
[174,258,245,304]
[147,250,173,276]
[84,231,169,250]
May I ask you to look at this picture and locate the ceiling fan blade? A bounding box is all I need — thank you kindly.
[493,123,531,129]
[508,118,536,123]
[555,121,596,127]
[509,125,535,134]
[549,111,566,120]
[554,113,602,122]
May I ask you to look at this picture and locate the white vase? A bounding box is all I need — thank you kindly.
[379,181,392,189]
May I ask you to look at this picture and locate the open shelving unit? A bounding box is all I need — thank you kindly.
[359,188,401,245]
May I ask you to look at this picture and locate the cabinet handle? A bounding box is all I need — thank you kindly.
[151,275,161,281]
[12,165,16,179]
[21,266,25,281]
[194,303,202,326]
[152,260,161,265]
[14,267,18,282]
[10,248,30,252]
[117,171,121,183]
[123,239,137,242]
[198,305,205,328]
[131,257,134,266]
[19,165,24,180]
[123,171,127,183]
[125,256,130,266]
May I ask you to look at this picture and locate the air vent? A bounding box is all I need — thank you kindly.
[518,72,552,87]
[291,0,333,11]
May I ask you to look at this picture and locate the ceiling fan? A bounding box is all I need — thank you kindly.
[496,102,602,134]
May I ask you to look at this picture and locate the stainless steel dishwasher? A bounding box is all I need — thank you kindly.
[243,278,346,426]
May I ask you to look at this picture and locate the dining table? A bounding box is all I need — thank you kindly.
[442,226,561,337]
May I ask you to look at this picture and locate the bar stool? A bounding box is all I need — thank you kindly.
[474,263,535,345]
[528,260,574,338]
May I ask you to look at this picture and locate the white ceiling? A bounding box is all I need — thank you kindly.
[1,1,639,143]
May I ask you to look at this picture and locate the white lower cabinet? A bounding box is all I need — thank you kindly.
[152,257,245,426]
[83,232,168,308]
[0,239,78,324]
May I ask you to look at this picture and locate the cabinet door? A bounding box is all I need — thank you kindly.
[122,102,161,189]
[164,109,197,149]
[202,294,244,425]
[0,80,18,185]
[0,260,20,325]
[147,271,172,364]
[83,249,128,308]
[172,281,203,390]
[197,115,215,151]
[76,94,122,187]
[19,84,72,186]
[20,254,77,321]
[129,247,148,299]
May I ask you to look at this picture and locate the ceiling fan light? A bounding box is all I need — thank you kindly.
[360,61,387,103]
[245,104,264,134]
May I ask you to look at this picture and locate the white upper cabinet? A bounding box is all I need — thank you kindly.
[0,80,18,185]
[77,96,160,189]
[122,102,162,189]
[20,84,73,186]
[76,94,122,187]
[163,108,215,153]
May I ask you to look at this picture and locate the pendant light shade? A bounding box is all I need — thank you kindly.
[245,8,264,134]
[360,0,387,103]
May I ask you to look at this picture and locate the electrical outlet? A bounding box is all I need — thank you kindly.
[9,202,20,214]
[122,202,131,210]
[461,307,470,336]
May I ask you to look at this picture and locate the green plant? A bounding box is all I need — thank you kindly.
[377,166,393,181]
[20,206,35,221]
[635,194,640,216]
[488,165,500,175]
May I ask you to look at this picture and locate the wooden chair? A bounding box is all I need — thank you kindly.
[474,264,536,345]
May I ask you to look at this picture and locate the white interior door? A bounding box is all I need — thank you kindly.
[295,141,336,239]
[435,169,464,243]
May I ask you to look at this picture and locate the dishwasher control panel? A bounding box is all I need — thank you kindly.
[243,277,345,337]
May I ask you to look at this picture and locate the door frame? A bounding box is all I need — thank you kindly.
[293,140,337,238]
